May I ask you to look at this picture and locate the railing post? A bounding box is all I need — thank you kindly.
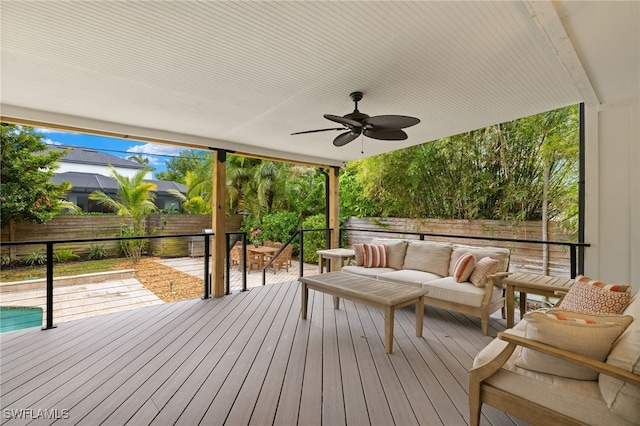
[299,230,305,277]
[570,244,577,279]
[43,241,56,330]
[225,233,231,295]
[241,234,247,291]
[202,233,211,299]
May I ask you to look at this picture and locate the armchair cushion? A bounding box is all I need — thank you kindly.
[515,310,627,380]
[598,295,640,424]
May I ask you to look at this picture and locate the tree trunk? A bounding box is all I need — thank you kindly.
[9,219,17,261]
[542,163,550,275]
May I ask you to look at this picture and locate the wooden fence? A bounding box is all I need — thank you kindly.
[343,217,576,277]
[1,214,242,259]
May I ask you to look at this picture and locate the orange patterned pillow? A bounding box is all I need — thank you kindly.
[560,279,631,315]
[363,244,387,268]
[469,257,499,287]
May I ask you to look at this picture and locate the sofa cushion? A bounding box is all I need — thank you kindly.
[598,295,640,424]
[341,265,396,279]
[449,245,511,275]
[363,243,387,268]
[515,310,626,380]
[453,253,476,282]
[353,244,364,266]
[422,277,490,307]
[371,238,408,269]
[378,269,441,286]
[469,257,499,287]
[559,279,632,315]
[403,240,452,277]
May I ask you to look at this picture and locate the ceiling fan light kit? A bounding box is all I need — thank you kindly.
[291,92,420,147]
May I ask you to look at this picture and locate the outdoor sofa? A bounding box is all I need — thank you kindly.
[341,238,511,335]
[469,278,639,425]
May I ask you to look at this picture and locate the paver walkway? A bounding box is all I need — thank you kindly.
[1,257,318,329]
[1,278,163,325]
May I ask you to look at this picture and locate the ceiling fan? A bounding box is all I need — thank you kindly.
[291,91,420,147]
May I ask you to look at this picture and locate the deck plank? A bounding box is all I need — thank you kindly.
[0,281,517,426]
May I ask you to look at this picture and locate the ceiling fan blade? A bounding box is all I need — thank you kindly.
[291,127,344,135]
[364,129,408,141]
[333,131,361,147]
[324,114,362,128]
[364,115,420,130]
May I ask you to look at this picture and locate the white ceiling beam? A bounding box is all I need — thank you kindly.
[525,1,600,108]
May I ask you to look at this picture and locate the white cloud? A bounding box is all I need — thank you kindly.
[127,143,185,156]
[44,138,63,145]
[35,127,77,135]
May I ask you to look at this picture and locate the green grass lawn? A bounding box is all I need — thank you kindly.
[0,258,128,282]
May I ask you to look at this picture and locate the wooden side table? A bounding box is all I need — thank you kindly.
[316,248,356,273]
[503,273,575,328]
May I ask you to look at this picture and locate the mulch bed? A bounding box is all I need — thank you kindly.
[114,257,204,303]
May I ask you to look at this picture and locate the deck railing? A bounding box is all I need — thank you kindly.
[2,227,590,330]
[2,232,214,329]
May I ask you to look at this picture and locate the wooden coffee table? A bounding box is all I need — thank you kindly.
[299,271,428,354]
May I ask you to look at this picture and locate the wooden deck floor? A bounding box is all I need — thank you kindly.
[0,281,524,426]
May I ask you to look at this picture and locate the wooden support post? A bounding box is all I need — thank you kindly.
[212,149,227,298]
[328,166,340,271]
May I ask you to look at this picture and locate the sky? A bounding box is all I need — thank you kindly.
[36,127,206,178]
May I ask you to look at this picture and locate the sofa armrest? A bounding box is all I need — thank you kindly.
[488,271,510,288]
[497,332,640,385]
[480,271,510,305]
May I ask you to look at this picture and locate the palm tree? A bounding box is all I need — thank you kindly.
[127,154,150,165]
[89,166,157,261]
[168,169,212,214]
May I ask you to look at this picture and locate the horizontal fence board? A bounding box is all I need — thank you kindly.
[344,217,576,277]
[2,214,243,260]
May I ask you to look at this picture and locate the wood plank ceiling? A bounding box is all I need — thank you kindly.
[1,1,636,166]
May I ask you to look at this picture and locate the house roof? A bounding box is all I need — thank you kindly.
[52,172,186,195]
[1,1,638,167]
[48,145,147,170]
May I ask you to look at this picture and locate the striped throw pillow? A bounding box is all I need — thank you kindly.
[453,253,476,282]
[363,244,387,268]
[575,275,632,293]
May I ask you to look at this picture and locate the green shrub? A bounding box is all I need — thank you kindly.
[1,253,11,266]
[23,251,46,266]
[300,214,329,263]
[88,244,109,260]
[261,211,300,245]
[53,249,79,263]
[117,226,147,263]
[240,215,262,244]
